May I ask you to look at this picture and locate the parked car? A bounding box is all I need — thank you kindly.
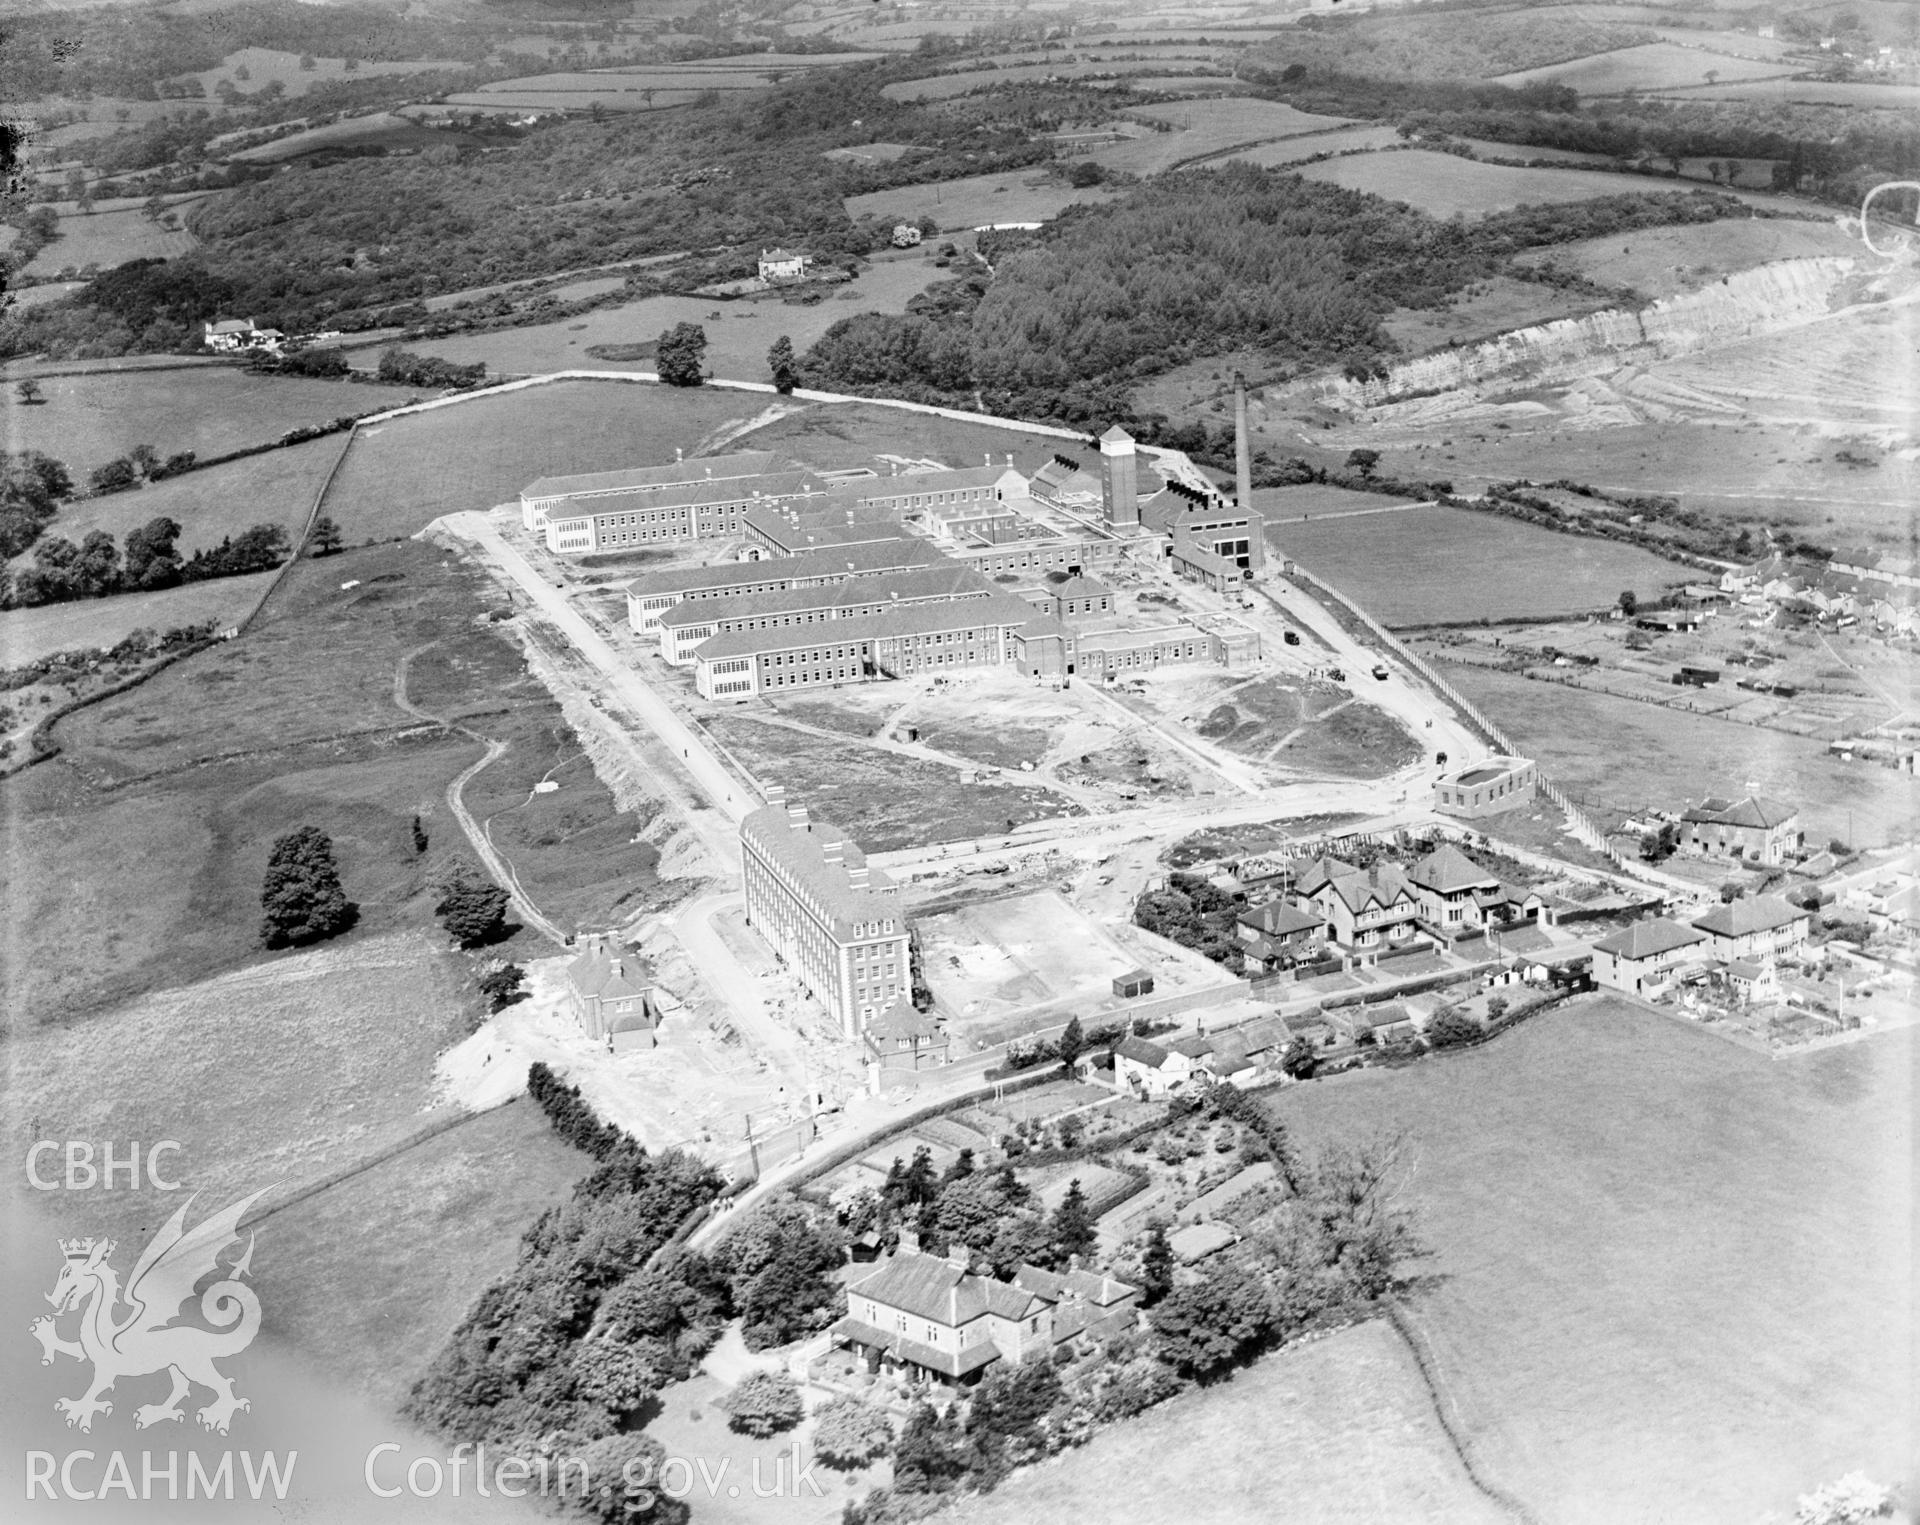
[1372,664,1391,680]
[1282,629,1300,646]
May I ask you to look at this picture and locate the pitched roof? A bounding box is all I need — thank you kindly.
[1592,918,1709,959]
[626,538,945,599]
[522,450,788,502]
[738,803,902,936]
[693,592,1040,662]
[1690,894,1808,938]
[1407,844,1500,895]
[657,563,993,629]
[1050,574,1110,600]
[567,934,653,1000]
[1114,1036,1169,1067]
[829,1315,1001,1379]
[1099,425,1134,444]
[847,1248,1045,1329]
[1299,856,1416,915]
[836,465,1018,501]
[1236,902,1324,936]
[1166,1035,1214,1059]
[866,998,941,1044]
[1682,795,1798,830]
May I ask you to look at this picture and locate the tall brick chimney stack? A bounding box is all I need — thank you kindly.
[1234,371,1253,513]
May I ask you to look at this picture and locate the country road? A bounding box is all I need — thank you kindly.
[391,641,569,946]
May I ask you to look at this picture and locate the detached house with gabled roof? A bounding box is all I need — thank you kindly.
[567,934,661,1049]
[1680,796,1802,865]
[831,1233,1137,1387]
[864,997,951,1073]
[1234,900,1327,971]
[1591,918,1709,998]
[1405,844,1502,932]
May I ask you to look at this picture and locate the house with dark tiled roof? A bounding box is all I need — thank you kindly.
[567,935,660,1049]
[1591,917,1709,997]
[1406,844,1501,931]
[1295,856,1422,953]
[1688,894,1810,963]
[831,1235,1136,1386]
[1233,900,1326,971]
[1326,1002,1417,1045]
[1680,795,1802,865]
[864,997,951,1072]
[1112,1034,1209,1096]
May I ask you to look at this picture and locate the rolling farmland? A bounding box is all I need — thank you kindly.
[1492,40,1794,94]
[844,168,1121,230]
[1296,149,1792,217]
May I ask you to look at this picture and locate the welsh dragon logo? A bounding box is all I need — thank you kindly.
[30,1189,269,1435]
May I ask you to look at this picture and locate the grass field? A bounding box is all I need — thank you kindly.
[731,397,1068,476]
[20,433,346,569]
[344,253,949,379]
[705,715,1074,851]
[844,168,1120,230]
[1651,78,1920,107]
[19,201,197,277]
[1276,699,1423,777]
[1273,504,1691,626]
[1444,661,1920,846]
[1509,215,1861,299]
[881,61,1232,101]
[179,45,464,100]
[949,1317,1506,1525]
[1,928,595,1414]
[1272,1001,1912,1525]
[323,380,766,540]
[4,367,409,479]
[7,539,654,1021]
[0,568,277,665]
[231,111,471,164]
[1493,40,1794,94]
[1219,124,1401,168]
[1296,149,1789,217]
[1079,96,1356,176]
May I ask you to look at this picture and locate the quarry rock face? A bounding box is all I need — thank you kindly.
[1325,258,1859,408]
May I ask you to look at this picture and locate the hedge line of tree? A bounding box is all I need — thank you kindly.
[3,519,290,610]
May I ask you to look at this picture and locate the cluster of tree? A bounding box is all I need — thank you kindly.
[849,1127,1414,1523]
[249,345,351,379]
[706,1197,844,1351]
[0,452,74,561]
[718,1370,804,1439]
[799,168,1766,426]
[3,519,289,610]
[434,863,512,947]
[407,1091,726,1460]
[1132,870,1243,965]
[375,349,488,390]
[842,1146,1097,1279]
[526,1061,635,1162]
[88,443,198,495]
[0,257,236,361]
[1150,1134,1421,1379]
[1,620,219,690]
[653,324,706,388]
[260,826,358,948]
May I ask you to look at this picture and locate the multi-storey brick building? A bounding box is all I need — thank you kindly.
[625,539,947,632]
[740,790,911,1038]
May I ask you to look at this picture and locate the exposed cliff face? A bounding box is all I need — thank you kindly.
[1322,258,1861,410]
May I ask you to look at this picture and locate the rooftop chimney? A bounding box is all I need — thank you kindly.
[897,1227,920,1255]
[786,801,810,831]
[848,866,870,890]
[948,1241,972,1271]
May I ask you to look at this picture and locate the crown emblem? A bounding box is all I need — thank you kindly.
[60,1237,110,1261]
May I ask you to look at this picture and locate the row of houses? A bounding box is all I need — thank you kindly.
[1721,552,1920,638]
[1231,844,1548,969]
[1590,894,1812,1000]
